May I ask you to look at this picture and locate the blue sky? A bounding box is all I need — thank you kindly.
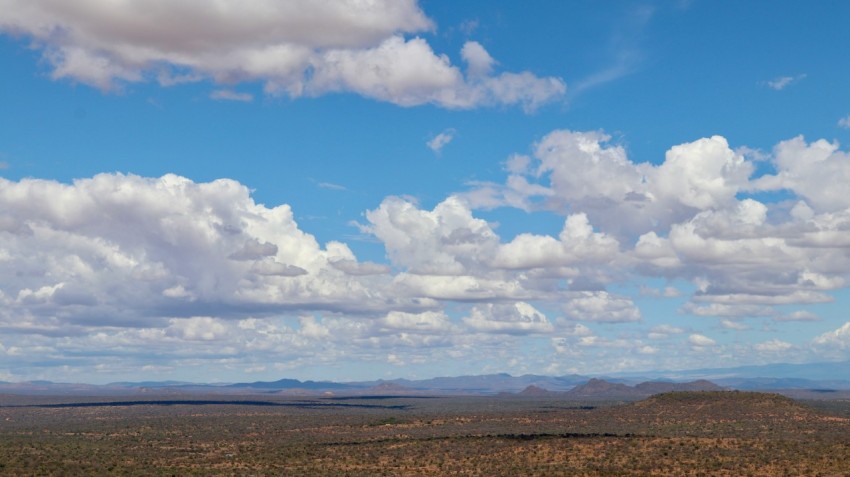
[1,0,850,384]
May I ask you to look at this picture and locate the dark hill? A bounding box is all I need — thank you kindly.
[632,391,819,424]
[634,379,724,394]
[573,391,843,440]
[561,379,727,400]
[565,379,644,399]
[518,385,555,396]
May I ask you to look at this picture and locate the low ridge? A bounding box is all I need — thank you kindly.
[632,390,820,423]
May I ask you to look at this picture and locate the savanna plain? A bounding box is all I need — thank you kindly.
[1,391,849,476]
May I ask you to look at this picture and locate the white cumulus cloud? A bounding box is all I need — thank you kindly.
[563,291,642,323]
[0,173,425,334]
[0,0,564,110]
[688,333,717,347]
[467,130,850,323]
[464,302,553,335]
[813,322,850,350]
[754,339,793,352]
[467,131,752,238]
[752,136,850,212]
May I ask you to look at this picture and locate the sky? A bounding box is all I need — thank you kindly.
[1,0,850,384]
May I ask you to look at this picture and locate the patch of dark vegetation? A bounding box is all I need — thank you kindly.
[323,395,438,401]
[3,399,409,410]
[534,404,597,412]
[496,432,635,440]
[367,416,405,426]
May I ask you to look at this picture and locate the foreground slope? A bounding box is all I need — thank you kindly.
[0,392,848,476]
[605,391,838,438]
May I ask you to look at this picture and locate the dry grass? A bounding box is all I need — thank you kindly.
[0,392,848,476]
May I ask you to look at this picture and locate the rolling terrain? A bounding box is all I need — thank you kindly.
[1,391,848,475]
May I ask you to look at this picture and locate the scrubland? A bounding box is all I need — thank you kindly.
[1,392,849,476]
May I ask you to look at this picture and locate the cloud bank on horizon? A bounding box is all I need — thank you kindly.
[3,132,850,382]
[1,0,850,383]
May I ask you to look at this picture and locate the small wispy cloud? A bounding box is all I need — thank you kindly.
[639,285,682,298]
[317,181,347,191]
[427,129,456,155]
[754,339,793,352]
[720,319,749,331]
[838,115,850,129]
[763,74,806,91]
[210,89,254,102]
[569,5,653,99]
[774,310,819,322]
[0,161,8,170]
[459,19,479,36]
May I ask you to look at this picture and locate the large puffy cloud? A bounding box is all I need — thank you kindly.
[363,195,623,301]
[363,195,500,276]
[467,130,753,238]
[362,143,850,331]
[364,195,620,277]
[0,0,431,90]
[653,201,842,306]
[0,173,427,334]
[0,0,564,109]
[492,213,620,270]
[636,199,850,313]
[0,0,432,51]
[466,131,850,320]
[752,136,850,212]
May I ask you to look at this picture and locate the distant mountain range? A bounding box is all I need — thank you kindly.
[606,360,850,384]
[228,378,352,390]
[605,360,850,390]
[2,360,849,397]
[359,373,588,394]
[512,379,725,400]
